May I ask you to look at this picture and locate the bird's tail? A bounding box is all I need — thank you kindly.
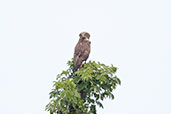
[73,56,81,72]
[73,65,80,72]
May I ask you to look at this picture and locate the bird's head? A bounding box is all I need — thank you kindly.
[79,32,90,39]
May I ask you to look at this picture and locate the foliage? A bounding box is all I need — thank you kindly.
[46,59,121,114]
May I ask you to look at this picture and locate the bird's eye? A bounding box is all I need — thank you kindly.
[79,33,82,37]
[85,33,90,38]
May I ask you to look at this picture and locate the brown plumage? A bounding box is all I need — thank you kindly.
[73,32,91,72]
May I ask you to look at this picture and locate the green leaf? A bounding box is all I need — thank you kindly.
[96,101,104,108]
[46,59,121,114]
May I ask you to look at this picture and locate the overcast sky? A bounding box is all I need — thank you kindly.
[0,0,171,114]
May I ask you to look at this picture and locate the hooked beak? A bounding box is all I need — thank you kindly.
[81,36,86,39]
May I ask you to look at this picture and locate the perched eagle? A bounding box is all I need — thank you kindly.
[73,32,91,72]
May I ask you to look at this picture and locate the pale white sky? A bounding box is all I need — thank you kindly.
[0,0,171,114]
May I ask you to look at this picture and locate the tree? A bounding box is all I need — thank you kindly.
[45,59,121,114]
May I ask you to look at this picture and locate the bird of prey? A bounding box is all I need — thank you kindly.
[73,32,91,72]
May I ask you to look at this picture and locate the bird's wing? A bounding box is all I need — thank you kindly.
[74,42,82,58]
[80,40,91,61]
[73,40,91,72]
